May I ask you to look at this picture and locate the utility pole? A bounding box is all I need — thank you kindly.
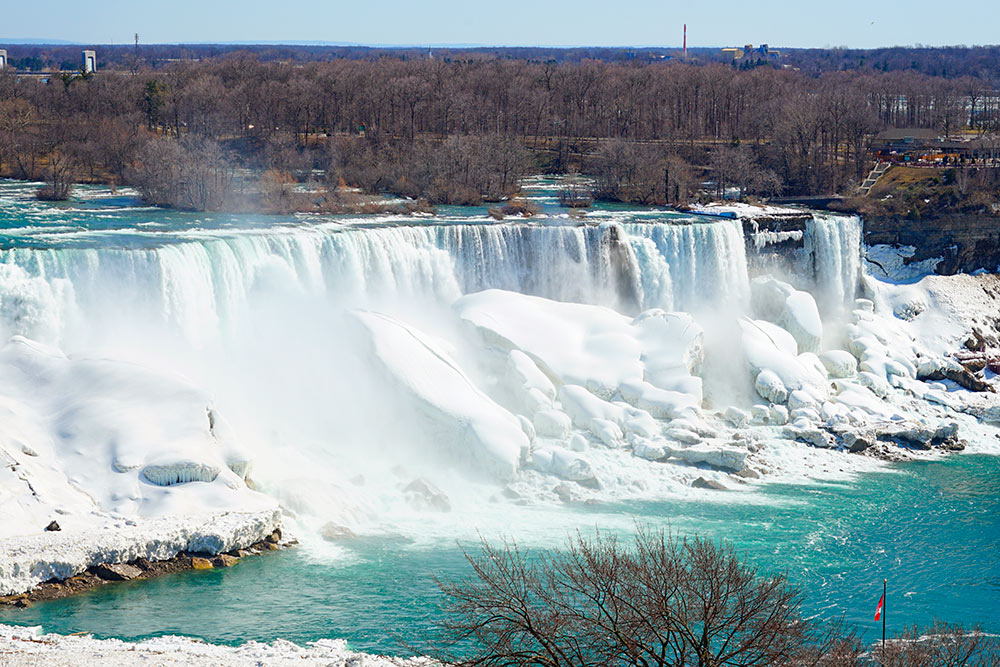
[132,33,140,75]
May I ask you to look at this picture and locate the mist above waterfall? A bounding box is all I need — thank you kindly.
[1,182,900,553]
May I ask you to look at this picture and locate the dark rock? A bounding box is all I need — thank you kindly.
[319,522,357,541]
[44,521,60,532]
[132,557,154,572]
[191,556,214,569]
[265,528,282,544]
[92,563,142,581]
[920,367,995,393]
[691,476,728,491]
[844,432,876,453]
[961,357,988,373]
[213,554,240,567]
[733,467,760,479]
[553,484,573,503]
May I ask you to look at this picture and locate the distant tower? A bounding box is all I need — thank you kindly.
[0,50,7,70]
[82,50,96,73]
[683,24,687,59]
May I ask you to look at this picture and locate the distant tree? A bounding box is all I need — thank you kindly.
[35,150,77,201]
[130,136,235,211]
[711,144,783,199]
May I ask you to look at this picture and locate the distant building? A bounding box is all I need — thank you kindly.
[874,128,994,165]
[0,50,7,69]
[722,44,780,60]
[82,50,96,73]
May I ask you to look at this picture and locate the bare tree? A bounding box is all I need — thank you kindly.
[35,150,77,201]
[435,529,859,667]
[880,623,1000,667]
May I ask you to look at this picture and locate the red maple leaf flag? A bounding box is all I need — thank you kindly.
[874,593,885,621]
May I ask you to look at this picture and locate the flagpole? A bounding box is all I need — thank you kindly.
[882,578,887,661]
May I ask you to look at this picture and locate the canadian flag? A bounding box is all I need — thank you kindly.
[874,593,885,621]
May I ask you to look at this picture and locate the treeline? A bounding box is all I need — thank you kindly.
[6,44,1000,80]
[0,55,998,210]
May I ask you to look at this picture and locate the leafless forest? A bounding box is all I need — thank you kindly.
[1,47,999,210]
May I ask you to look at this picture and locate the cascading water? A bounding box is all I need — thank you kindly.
[803,213,862,313]
[0,182,869,539]
[0,219,760,348]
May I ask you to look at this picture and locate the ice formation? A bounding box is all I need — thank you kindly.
[1,182,999,598]
[0,623,428,666]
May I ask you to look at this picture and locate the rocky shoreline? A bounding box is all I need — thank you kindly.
[0,527,290,608]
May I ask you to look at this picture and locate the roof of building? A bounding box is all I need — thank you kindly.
[876,128,940,141]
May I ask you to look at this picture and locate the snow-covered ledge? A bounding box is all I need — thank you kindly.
[0,510,280,596]
[0,623,432,666]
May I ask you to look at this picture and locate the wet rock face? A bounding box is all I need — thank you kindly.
[691,476,728,491]
[320,523,357,542]
[864,214,1000,275]
[92,563,142,581]
[44,521,60,532]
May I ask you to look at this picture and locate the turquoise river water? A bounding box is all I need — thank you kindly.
[2,455,997,655]
[0,178,997,655]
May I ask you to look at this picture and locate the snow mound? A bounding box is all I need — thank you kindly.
[0,623,428,666]
[0,336,274,545]
[351,310,527,480]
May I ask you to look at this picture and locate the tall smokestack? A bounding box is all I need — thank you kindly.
[683,24,687,59]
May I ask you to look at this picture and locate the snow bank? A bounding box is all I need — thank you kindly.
[0,336,279,594]
[865,244,942,284]
[350,310,527,480]
[690,202,805,219]
[0,510,280,596]
[0,337,274,542]
[0,623,429,666]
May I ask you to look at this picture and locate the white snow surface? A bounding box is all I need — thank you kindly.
[350,309,527,480]
[690,202,805,219]
[0,510,280,596]
[0,336,278,595]
[0,624,429,666]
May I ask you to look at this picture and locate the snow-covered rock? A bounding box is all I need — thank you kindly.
[755,369,789,404]
[779,291,823,353]
[820,350,858,378]
[351,311,527,480]
[533,410,572,439]
[0,510,280,596]
[0,623,428,666]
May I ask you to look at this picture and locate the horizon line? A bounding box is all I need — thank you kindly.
[2,38,998,51]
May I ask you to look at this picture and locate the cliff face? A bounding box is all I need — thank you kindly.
[864,214,1000,275]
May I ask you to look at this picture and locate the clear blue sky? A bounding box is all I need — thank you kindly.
[2,0,998,49]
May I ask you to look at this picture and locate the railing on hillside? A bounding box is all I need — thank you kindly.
[857,162,890,196]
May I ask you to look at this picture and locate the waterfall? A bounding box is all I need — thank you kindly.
[0,220,759,348]
[803,213,862,312]
[0,212,865,352]
[624,218,751,313]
